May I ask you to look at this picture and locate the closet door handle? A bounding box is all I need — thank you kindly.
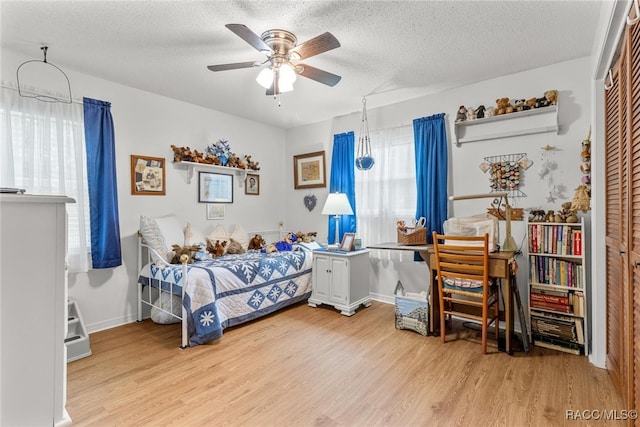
[634,261,640,268]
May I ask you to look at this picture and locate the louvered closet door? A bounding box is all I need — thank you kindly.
[605,33,632,407]
[629,15,640,415]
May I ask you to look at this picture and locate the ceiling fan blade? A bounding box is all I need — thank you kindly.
[297,64,342,87]
[291,32,340,60]
[225,24,271,54]
[207,61,262,72]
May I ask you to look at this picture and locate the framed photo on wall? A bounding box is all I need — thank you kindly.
[206,204,225,220]
[245,173,260,195]
[199,172,233,203]
[340,233,356,252]
[131,154,165,195]
[293,151,326,189]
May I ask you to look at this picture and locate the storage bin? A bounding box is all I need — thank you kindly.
[394,281,429,335]
[397,226,427,245]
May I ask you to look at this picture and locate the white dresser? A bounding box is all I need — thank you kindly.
[308,249,371,316]
[0,194,74,426]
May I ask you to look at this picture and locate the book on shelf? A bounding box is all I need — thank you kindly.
[572,292,585,317]
[531,315,577,342]
[533,333,582,355]
[530,292,570,305]
[573,229,582,256]
[530,299,572,313]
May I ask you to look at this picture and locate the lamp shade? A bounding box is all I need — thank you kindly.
[321,193,354,216]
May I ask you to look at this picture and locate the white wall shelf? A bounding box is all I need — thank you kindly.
[173,161,259,186]
[454,105,558,146]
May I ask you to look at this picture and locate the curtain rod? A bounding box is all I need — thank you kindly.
[0,83,84,105]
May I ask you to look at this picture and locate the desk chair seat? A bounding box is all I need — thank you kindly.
[432,232,500,354]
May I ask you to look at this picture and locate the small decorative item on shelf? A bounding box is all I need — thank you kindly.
[207,139,232,166]
[396,217,427,245]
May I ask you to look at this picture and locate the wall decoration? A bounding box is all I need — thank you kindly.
[130,154,165,195]
[198,171,233,203]
[245,173,260,195]
[304,194,317,211]
[293,151,326,189]
[537,145,568,202]
[479,152,531,198]
[206,204,225,220]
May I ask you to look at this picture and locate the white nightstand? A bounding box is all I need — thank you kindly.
[308,249,371,316]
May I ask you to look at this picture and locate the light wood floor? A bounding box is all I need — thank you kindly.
[67,301,622,426]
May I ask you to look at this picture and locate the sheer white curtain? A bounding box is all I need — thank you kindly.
[1,87,90,272]
[355,125,416,259]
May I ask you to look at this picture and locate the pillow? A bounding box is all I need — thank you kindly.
[184,223,209,261]
[154,214,186,250]
[208,224,229,243]
[139,215,171,264]
[230,224,249,250]
[150,293,182,324]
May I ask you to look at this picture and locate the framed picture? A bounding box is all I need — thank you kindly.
[245,173,260,195]
[199,172,233,203]
[130,154,165,195]
[206,204,225,220]
[340,233,356,251]
[293,151,326,189]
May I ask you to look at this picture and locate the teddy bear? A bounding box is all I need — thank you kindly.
[296,231,317,243]
[495,98,513,115]
[248,234,266,251]
[244,155,260,171]
[554,202,575,223]
[526,97,537,110]
[535,97,550,108]
[484,106,496,117]
[170,244,202,264]
[455,105,467,122]
[225,238,246,255]
[206,239,227,258]
[475,105,486,119]
[544,89,559,105]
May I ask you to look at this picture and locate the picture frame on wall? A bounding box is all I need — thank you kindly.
[245,173,260,195]
[199,171,233,203]
[340,233,356,252]
[293,151,326,189]
[130,154,165,195]
[206,204,225,220]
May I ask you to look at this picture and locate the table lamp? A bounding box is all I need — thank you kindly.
[321,192,354,244]
[448,192,517,252]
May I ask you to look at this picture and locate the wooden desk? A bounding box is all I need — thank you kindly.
[427,249,517,354]
[367,243,517,354]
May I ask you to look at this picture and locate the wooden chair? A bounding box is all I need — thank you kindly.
[432,232,500,354]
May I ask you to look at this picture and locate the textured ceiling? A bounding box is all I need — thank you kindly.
[1,0,603,129]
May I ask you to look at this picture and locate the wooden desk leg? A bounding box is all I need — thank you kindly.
[505,270,513,355]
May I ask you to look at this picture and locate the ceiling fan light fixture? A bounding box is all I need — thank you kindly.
[256,68,274,89]
[279,63,297,85]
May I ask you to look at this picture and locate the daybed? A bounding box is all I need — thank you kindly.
[136,215,313,347]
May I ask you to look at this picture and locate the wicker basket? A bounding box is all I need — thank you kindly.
[397,227,427,245]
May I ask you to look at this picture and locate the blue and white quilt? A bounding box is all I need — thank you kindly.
[138,249,313,345]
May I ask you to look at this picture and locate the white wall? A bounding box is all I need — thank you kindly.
[2,48,287,332]
[285,56,594,347]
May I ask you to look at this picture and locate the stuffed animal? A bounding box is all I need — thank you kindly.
[554,202,575,223]
[170,244,202,264]
[206,238,227,257]
[455,105,467,122]
[544,89,559,105]
[495,98,513,115]
[528,209,546,222]
[465,106,477,121]
[484,106,496,117]
[526,97,537,110]
[514,99,527,112]
[571,185,591,213]
[248,234,266,251]
[535,97,550,108]
[244,155,260,171]
[226,238,245,255]
[475,105,486,119]
[296,231,317,243]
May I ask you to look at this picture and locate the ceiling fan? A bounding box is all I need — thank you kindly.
[207,24,342,96]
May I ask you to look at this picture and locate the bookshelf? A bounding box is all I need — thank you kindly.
[526,218,587,355]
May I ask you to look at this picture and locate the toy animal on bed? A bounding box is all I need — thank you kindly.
[170,244,202,264]
[248,234,266,251]
[206,239,227,257]
[225,238,246,255]
[296,231,317,243]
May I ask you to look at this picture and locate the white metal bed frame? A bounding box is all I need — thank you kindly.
[136,229,282,349]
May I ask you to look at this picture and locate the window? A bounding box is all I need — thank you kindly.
[1,87,90,272]
[355,125,416,245]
